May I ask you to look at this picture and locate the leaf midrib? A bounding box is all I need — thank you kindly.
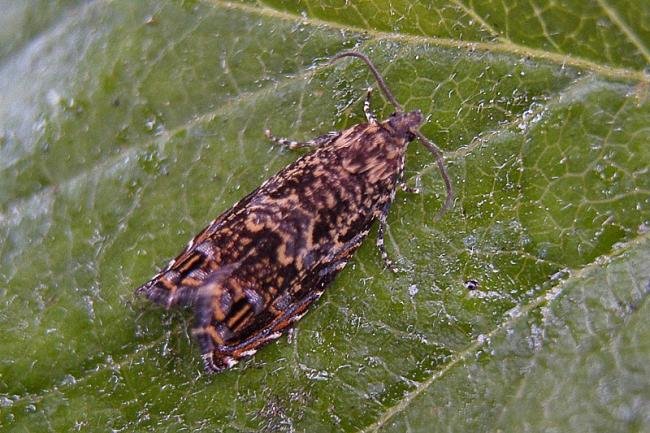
[223,0,649,82]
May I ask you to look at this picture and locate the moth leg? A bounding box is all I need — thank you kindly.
[399,181,420,194]
[364,86,378,124]
[376,203,399,273]
[264,129,340,150]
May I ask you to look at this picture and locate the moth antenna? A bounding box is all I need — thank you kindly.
[329,51,403,113]
[330,51,454,218]
[412,129,454,219]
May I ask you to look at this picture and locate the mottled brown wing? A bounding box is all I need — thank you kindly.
[137,121,407,372]
[192,227,370,372]
[135,184,263,309]
[137,123,393,306]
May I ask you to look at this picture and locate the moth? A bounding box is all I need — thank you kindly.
[136,51,453,373]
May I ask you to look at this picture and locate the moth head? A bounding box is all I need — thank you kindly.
[386,110,423,141]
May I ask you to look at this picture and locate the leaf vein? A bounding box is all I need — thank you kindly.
[594,0,650,64]
[358,231,650,432]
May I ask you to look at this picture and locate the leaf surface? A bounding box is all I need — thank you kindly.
[1,0,649,431]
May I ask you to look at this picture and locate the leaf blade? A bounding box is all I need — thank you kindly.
[1,0,649,432]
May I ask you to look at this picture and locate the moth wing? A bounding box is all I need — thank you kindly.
[195,284,325,373]
[193,230,367,373]
[135,242,219,309]
[135,183,269,307]
[137,198,280,308]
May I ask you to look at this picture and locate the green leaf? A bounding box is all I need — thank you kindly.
[1,0,649,432]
